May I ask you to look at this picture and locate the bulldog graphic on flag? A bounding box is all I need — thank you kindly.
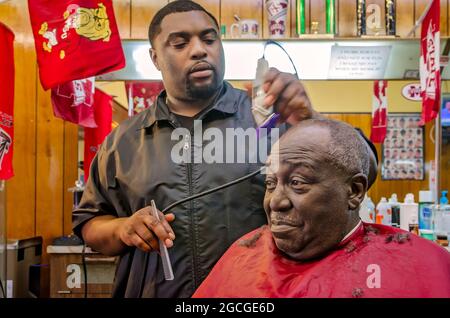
[28,0,125,90]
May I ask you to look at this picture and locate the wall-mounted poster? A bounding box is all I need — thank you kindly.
[381,114,424,180]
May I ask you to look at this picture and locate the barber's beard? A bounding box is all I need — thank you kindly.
[185,70,221,99]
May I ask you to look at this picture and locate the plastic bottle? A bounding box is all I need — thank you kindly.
[441,190,449,205]
[359,195,375,223]
[366,196,376,223]
[419,190,434,239]
[388,194,401,228]
[376,197,391,226]
[433,190,450,244]
[400,193,419,234]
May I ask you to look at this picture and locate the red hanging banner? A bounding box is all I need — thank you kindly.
[370,80,388,144]
[420,0,441,125]
[28,0,125,90]
[125,81,164,116]
[51,77,97,128]
[84,88,112,180]
[0,23,15,180]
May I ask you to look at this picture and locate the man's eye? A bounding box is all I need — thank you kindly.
[264,180,277,191]
[203,37,216,44]
[290,178,306,190]
[172,42,187,49]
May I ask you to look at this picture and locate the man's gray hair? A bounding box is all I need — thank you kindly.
[300,118,370,179]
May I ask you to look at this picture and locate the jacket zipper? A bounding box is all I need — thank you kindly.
[185,129,198,290]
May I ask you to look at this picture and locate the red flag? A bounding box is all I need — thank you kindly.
[0,23,15,180]
[125,81,164,116]
[420,0,440,125]
[51,77,97,127]
[28,0,125,90]
[370,80,388,143]
[84,89,112,180]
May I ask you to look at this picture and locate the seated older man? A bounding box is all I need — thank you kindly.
[193,119,450,298]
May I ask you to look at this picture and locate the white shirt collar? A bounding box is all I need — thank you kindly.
[340,220,363,242]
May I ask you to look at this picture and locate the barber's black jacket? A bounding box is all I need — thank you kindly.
[73,82,269,297]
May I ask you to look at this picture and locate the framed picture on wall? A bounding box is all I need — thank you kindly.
[381,114,424,180]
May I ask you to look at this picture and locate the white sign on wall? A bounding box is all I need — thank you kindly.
[328,45,391,79]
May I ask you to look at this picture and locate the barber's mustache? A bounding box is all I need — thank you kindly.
[188,61,216,74]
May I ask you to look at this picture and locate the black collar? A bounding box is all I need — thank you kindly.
[138,82,239,130]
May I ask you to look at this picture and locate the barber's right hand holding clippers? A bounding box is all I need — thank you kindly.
[117,207,176,253]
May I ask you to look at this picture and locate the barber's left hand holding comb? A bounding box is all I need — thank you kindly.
[117,206,176,253]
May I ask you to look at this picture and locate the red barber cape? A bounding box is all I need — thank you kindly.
[193,223,450,298]
[0,23,15,180]
[28,0,125,90]
[84,88,112,180]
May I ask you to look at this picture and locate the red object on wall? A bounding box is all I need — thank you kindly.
[84,89,112,180]
[370,80,388,144]
[420,0,440,125]
[28,0,125,90]
[125,81,165,116]
[0,23,15,180]
[51,77,97,128]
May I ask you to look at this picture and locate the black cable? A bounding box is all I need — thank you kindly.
[161,167,264,213]
[263,40,299,79]
[82,244,87,298]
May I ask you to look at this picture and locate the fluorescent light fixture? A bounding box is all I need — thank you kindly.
[97,39,442,81]
[100,40,336,80]
[132,45,162,80]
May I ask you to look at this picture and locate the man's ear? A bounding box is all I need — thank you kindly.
[366,143,378,189]
[348,173,368,210]
[149,48,160,71]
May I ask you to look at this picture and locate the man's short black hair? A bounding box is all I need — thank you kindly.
[148,0,219,47]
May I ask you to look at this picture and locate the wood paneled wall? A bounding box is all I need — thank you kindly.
[1,0,450,265]
[0,0,78,263]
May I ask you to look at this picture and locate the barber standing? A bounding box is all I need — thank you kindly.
[73,1,342,298]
